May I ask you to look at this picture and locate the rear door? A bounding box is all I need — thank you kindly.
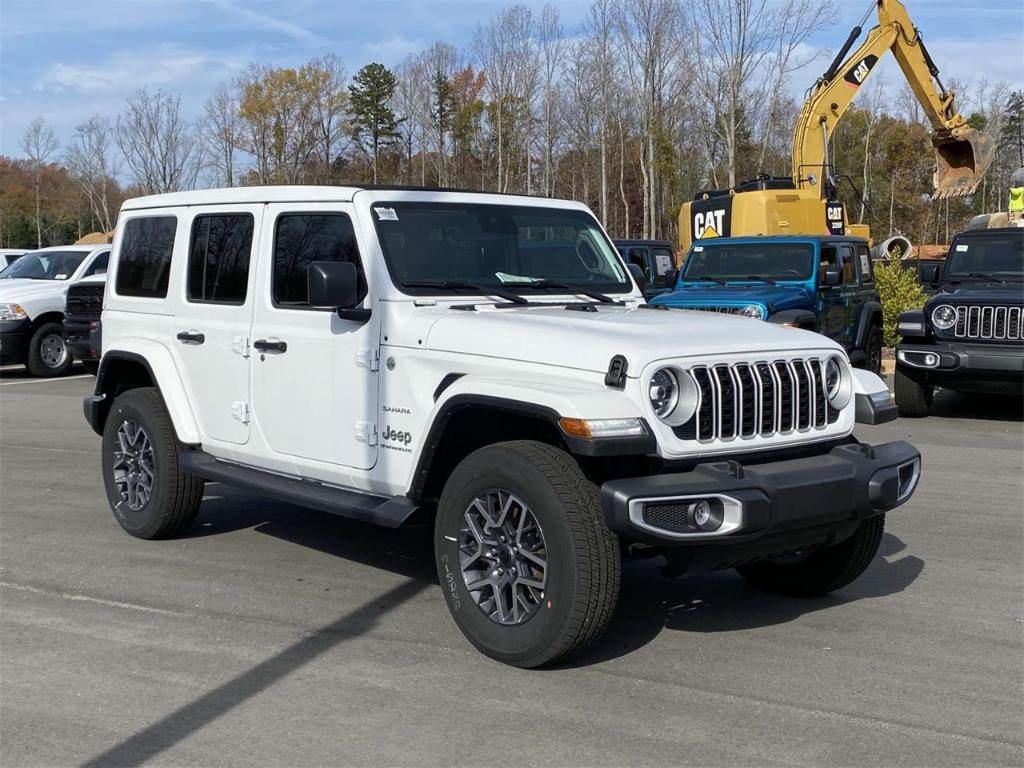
[170,206,261,446]
[249,204,378,471]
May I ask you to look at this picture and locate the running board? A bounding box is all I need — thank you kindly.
[178,451,418,528]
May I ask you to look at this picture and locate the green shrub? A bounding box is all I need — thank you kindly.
[874,253,926,347]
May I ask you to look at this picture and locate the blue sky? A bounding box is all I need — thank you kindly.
[1,0,1021,159]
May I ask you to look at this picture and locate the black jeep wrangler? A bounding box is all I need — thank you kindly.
[895,228,1023,416]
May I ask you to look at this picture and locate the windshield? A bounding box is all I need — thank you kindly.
[371,202,630,295]
[945,234,1023,279]
[683,242,814,281]
[0,250,87,280]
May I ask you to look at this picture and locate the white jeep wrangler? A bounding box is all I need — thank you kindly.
[84,186,920,667]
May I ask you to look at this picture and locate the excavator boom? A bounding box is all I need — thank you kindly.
[794,0,993,199]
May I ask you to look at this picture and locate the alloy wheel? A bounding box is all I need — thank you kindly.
[458,490,548,625]
[112,420,155,511]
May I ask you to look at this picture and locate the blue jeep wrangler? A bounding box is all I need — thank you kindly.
[650,235,884,373]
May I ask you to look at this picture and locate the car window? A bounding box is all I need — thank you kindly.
[187,214,254,305]
[116,217,177,298]
[83,251,109,277]
[627,248,650,278]
[0,250,88,280]
[840,245,857,284]
[856,244,873,284]
[273,213,366,307]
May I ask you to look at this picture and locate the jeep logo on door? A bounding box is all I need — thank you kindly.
[843,54,878,88]
[691,196,732,239]
[825,202,846,235]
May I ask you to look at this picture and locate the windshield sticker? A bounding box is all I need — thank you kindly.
[55,274,68,280]
[955,244,968,251]
[495,272,537,283]
[655,253,673,273]
[375,207,398,221]
[860,253,870,273]
[693,246,704,252]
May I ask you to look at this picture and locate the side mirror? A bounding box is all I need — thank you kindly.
[919,263,940,285]
[308,261,368,322]
[663,268,679,288]
[627,262,647,294]
[823,267,841,286]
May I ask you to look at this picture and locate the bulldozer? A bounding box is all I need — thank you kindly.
[679,0,994,252]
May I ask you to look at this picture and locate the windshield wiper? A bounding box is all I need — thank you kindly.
[527,280,616,304]
[403,280,530,305]
[963,272,1006,284]
[742,276,777,285]
[688,275,727,285]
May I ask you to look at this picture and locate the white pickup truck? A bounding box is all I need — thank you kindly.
[83,186,920,667]
[0,245,110,376]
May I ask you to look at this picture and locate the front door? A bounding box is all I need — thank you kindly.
[817,244,845,342]
[171,205,261,445]
[249,204,378,471]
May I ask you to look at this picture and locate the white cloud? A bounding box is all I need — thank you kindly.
[205,0,330,46]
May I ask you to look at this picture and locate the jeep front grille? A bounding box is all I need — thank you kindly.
[686,306,750,316]
[66,283,105,322]
[673,359,839,442]
[948,305,1023,341]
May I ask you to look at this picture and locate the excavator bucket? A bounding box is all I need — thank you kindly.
[932,127,994,199]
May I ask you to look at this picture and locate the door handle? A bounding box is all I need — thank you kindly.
[253,338,287,353]
[176,330,205,345]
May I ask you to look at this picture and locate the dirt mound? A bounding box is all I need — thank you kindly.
[75,231,114,245]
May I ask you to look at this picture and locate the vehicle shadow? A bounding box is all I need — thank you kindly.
[926,389,1023,422]
[189,488,922,668]
[567,532,923,667]
[0,363,88,381]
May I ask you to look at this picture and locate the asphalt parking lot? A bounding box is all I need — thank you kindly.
[1,365,1021,767]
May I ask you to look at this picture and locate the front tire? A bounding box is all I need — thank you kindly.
[101,387,204,539]
[894,366,933,417]
[26,322,74,377]
[862,325,883,375]
[434,441,620,668]
[737,514,885,597]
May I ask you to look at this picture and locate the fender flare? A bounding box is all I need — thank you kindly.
[767,308,817,329]
[407,375,652,501]
[93,345,201,443]
[853,301,883,349]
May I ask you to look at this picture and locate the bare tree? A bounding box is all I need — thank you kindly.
[302,54,350,183]
[21,117,59,247]
[203,83,241,187]
[64,116,119,232]
[616,0,686,238]
[583,0,618,225]
[117,88,202,193]
[537,5,563,196]
[689,0,832,188]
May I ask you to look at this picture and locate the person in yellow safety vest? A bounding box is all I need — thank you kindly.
[1010,185,1024,221]
[1010,167,1024,222]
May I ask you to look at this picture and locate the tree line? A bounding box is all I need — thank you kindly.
[2,0,1021,251]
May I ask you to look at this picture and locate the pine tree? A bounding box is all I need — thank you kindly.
[350,63,402,183]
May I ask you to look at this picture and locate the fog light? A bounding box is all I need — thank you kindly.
[689,499,724,531]
[923,353,938,367]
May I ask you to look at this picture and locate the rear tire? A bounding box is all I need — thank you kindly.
[26,322,73,377]
[102,387,204,540]
[434,440,620,668]
[894,366,933,417]
[737,514,885,597]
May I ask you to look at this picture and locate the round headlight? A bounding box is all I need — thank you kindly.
[931,304,956,329]
[824,355,852,409]
[649,368,679,420]
[739,304,764,319]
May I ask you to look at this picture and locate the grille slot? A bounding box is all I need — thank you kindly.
[948,305,1023,341]
[675,358,838,443]
[66,283,105,322]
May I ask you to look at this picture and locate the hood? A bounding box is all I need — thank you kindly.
[417,303,839,375]
[0,278,70,302]
[651,283,812,313]
[931,284,1024,305]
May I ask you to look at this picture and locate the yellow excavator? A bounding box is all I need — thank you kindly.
[679,0,994,252]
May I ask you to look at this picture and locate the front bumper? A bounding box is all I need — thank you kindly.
[897,341,1023,394]
[0,318,31,364]
[601,440,920,548]
[63,318,101,361]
